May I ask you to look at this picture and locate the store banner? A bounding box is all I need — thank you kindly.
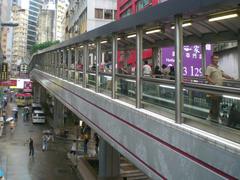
[23,81,32,92]
[0,80,17,86]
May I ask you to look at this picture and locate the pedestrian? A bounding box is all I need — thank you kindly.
[42,134,49,151]
[94,133,99,155]
[143,61,152,77]
[83,133,89,155]
[205,54,233,123]
[70,140,77,155]
[29,137,34,157]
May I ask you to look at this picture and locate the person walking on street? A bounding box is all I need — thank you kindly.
[42,134,49,151]
[29,138,34,157]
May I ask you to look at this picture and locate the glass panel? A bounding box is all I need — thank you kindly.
[100,39,112,74]
[183,87,240,143]
[117,35,136,75]
[64,49,68,80]
[99,74,112,96]
[116,76,136,105]
[87,73,96,90]
[87,43,96,90]
[141,80,176,119]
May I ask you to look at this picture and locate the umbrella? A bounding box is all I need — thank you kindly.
[6,117,14,122]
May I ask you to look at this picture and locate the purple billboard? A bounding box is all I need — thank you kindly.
[162,44,212,77]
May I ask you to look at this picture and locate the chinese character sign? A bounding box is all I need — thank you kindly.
[23,81,32,93]
[162,45,212,77]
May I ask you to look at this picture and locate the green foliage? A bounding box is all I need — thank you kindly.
[30,40,60,55]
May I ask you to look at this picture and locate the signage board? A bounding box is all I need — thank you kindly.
[162,44,212,77]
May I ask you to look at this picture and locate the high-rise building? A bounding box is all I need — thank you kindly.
[55,0,68,41]
[12,5,28,65]
[37,0,55,43]
[37,0,68,43]
[65,0,117,39]
[0,0,13,60]
[27,0,43,51]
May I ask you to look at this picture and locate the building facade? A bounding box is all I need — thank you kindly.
[65,0,117,39]
[117,0,167,20]
[55,0,68,41]
[27,0,43,51]
[12,5,28,65]
[37,0,55,43]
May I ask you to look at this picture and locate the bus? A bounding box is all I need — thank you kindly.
[15,93,33,106]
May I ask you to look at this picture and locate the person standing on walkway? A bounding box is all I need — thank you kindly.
[205,54,233,122]
[29,137,34,157]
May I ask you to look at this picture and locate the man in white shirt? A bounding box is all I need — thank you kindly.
[205,54,233,122]
[143,61,152,76]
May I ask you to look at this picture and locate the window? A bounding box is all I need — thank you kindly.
[104,9,113,19]
[95,8,103,19]
[136,0,152,12]
[120,8,132,18]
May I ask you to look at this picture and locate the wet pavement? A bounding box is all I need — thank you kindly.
[0,103,80,180]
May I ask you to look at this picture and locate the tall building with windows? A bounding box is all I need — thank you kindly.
[12,5,28,65]
[65,0,116,39]
[27,0,43,51]
[55,0,68,41]
[37,0,55,43]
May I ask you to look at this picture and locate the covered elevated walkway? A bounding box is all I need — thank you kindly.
[30,0,240,179]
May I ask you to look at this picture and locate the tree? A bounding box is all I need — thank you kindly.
[30,40,60,55]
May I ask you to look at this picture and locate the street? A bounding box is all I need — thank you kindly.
[0,103,80,180]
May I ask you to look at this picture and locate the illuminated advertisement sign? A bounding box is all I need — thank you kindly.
[162,44,212,76]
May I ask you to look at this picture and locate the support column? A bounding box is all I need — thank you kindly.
[112,35,117,99]
[96,40,101,93]
[53,97,64,128]
[136,27,143,108]
[33,82,41,103]
[74,47,78,83]
[68,49,72,81]
[201,43,206,76]
[40,86,47,105]
[83,45,88,88]
[98,138,120,180]
[238,40,240,79]
[175,15,183,124]
[63,49,67,79]
[152,47,159,68]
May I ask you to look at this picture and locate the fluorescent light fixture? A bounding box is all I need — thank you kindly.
[79,45,84,48]
[171,22,192,29]
[127,34,136,38]
[223,95,240,101]
[71,48,74,50]
[117,38,121,40]
[159,85,175,89]
[208,13,238,22]
[100,40,107,44]
[146,29,161,34]
[88,43,95,46]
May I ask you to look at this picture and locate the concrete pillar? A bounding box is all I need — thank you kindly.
[152,47,159,68]
[33,82,41,103]
[40,86,47,105]
[238,40,240,79]
[201,43,206,76]
[53,97,64,128]
[98,138,120,180]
